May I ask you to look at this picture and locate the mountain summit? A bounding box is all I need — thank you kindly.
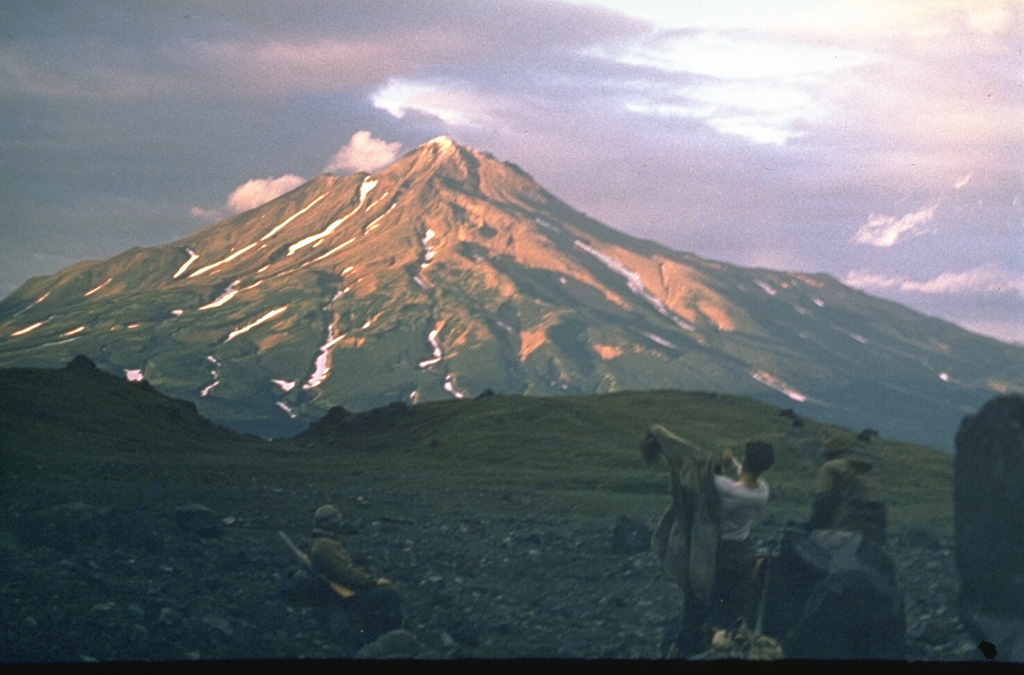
[1,138,1021,446]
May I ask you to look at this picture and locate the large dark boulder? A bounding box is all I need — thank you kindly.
[954,394,1024,661]
[761,528,905,659]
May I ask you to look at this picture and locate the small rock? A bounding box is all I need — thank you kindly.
[158,607,182,625]
[202,614,233,636]
[354,629,421,659]
[173,504,223,538]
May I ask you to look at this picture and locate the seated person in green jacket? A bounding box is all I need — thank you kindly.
[807,437,887,546]
[309,504,402,642]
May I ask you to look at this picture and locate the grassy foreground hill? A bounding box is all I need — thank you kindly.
[2,360,955,538]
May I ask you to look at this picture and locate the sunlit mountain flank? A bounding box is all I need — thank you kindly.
[1,137,1021,448]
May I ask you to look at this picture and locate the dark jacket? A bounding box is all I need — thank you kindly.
[643,424,722,605]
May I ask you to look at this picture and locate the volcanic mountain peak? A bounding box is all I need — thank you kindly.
[424,134,459,153]
[1,139,1022,447]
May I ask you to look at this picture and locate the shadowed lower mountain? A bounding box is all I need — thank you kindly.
[0,137,1021,449]
[0,355,254,455]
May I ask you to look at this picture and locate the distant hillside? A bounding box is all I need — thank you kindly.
[0,361,955,537]
[0,356,254,456]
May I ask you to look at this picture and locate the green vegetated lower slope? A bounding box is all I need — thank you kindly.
[290,389,954,537]
[1,363,955,539]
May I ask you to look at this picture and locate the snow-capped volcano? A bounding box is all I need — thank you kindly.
[1,138,1021,448]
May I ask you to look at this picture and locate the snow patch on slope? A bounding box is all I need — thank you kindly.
[422,229,436,263]
[189,243,257,278]
[85,278,113,297]
[752,370,807,403]
[643,332,677,349]
[260,194,327,241]
[174,249,200,279]
[418,324,444,368]
[271,379,296,392]
[444,373,466,399]
[200,355,221,397]
[199,280,241,310]
[363,204,395,233]
[225,306,288,342]
[276,401,298,419]
[359,178,378,203]
[535,217,561,233]
[10,320,47,337]
[309,237,356,264]
[574,240,695,331]
[303,324,347,390]
[288,208,360,256]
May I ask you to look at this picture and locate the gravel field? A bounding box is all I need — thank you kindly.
[0,473,983,663]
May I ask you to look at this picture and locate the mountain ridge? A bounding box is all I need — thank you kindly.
[1,137,1021,449]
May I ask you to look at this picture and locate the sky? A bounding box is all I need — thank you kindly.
[1,0,1022,343]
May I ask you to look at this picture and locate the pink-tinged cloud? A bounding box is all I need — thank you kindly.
[853,203,938,248]
[226,175,306,213]
[845,265,1024,297]
[324,131,402,173]
[954,173,973,190]
[191,174,307,222]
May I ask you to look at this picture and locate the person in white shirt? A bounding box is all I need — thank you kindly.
[709,441,774,631]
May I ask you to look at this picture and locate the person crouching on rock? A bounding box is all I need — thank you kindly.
[309,504,403,644]
[807,436,887,546]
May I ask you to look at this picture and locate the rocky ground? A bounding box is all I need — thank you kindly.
[0,477,985,663]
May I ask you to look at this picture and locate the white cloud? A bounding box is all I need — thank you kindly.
[226,175,306,213]
[191,174,306,221]
[853,203,938,248]
[324,131,402,173]
[954,173,973,190]
[592,30,875,145]
[371,78,499,127]
[845,265,1024,297]
[190,206,223,222]
[576,0,1021,42]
